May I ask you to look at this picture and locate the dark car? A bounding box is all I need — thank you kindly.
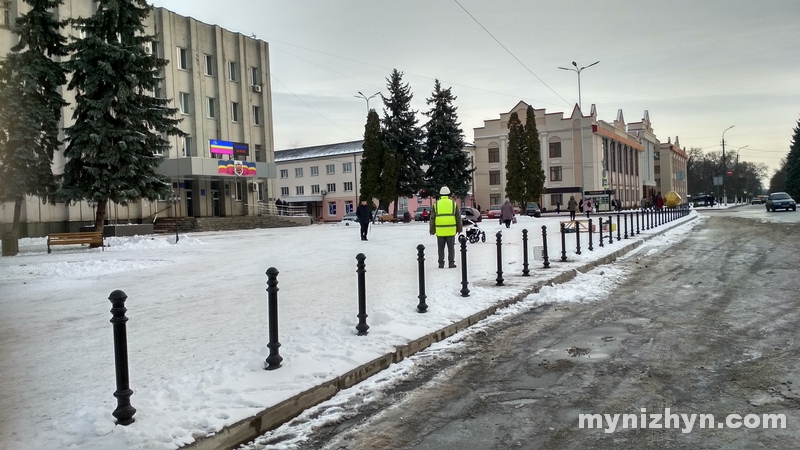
[765,192,797,212]
[525,202,542,217]
[461,207,482,224]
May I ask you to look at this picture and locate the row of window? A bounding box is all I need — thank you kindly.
[489,166,565,184]
[176,47,261,86]
[177,93,261,124]
[279,162,352,179]
[487,142,563,163]
[280,182,353,197]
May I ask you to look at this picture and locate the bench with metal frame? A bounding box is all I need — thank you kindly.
[47,231,105,253]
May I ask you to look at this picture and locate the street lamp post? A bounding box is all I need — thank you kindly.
[558,60,599,198]
[354,91,380,114]
[721,125,735,204]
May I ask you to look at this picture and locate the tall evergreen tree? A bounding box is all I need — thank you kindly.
[381,69,423,217]
[520,105,546,205]
[61,0,184,236]
[784,117,800,199]
[422,79,472,199]
[0,0,67,249]
[504,112,525,205]
[359,109,383,203]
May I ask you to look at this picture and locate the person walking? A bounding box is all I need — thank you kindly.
[429,187,462,268]
[500,200,515,228]
[355,199,373,241]
[640,195,648,210]
[567,195,578,221]
[556,201,561,215]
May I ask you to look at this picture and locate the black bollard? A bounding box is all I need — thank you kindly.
[559,222,567,262]
[109,290,136,426]
[608,216,614,244]
[541,225,551,268]
[355,253,369,335]
[416,245,428,312]
[575,220,582,255]
[459,235,470,297]
[616,214,622,241]
[588,218,594,251]
[598,218,604,248]
[624,212,628,239]
[265,267,283,370]
[646,209,651,230]
[522,229,530,276]
[636,209,640,235]
[495,231,504,286]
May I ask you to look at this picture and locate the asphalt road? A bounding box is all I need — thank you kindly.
[252,206,800,449]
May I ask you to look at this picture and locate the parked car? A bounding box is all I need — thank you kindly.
[341,212,358,223]
[396,208,410,222]
[461,207,482,224]
[751,195,768,205]
[525,202,542,217]
[414,206,433,221]
[486,205,503,219]
[765,192,797,212]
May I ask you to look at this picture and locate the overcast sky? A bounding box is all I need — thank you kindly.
[150,0,799,177]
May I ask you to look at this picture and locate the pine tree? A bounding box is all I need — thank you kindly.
[784,117,800,199]
[359,109,383,203]
[381,69,424,217]
[422,79,472,198]
[61,0,185,236]
[0,0,67,249]
[520,105,546,205]
[504,112,525,205]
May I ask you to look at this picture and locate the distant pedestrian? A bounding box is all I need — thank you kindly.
[578,198,584,213]
[355,199,372,241]
[656,194,664,211]
[567,195,577,221]
[640,196,648,210]
[429,186,462,268]
[500,200,515,228]
[556,201,561,215]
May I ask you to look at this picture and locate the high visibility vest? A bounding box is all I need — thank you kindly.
[434,198,457,237]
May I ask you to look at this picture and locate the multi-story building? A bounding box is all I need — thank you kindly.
[656,137,689,202]
[626,111,659,204]
[1,2,276,236]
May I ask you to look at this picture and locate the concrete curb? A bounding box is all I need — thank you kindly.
[184,214,697,450]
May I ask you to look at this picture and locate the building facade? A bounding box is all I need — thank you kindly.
[1,1,276,236]
[656,137,689,202]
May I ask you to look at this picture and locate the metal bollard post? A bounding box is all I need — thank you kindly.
[616,214,622,241]
[624,212,628,239]
[598,218,604,247]
[608,216,614,244]
[588,218,594,251]
[541,225,551,268]
[265,267,283,370]
[636,209,640,235]
[575,220,582,255]
[416,245,428,312]
[495,231,504,286]
[560,222,567,261]
[459,235,470,296]
[355,253,369,335]
[522,229,530,276]
[109,290,136,426]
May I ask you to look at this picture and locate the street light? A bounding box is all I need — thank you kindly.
[558,60,600,112]
[721,125,735,204]
[354,91,380,113]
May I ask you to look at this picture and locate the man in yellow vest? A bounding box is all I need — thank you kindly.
[429,186,463,268]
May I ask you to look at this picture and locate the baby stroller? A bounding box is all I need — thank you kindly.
[463,219,486,243]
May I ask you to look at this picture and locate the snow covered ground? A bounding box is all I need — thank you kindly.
[0,209,698,449]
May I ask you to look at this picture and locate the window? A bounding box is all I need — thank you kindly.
[550,194,564,206]
[231,102,239,122]
[343,181,353,192]
[2,2,12,27]
[204,54,213,76]
[181,136,192,157]
[253,105,261,125]
[326,164,335,175]
[326,183,336,193]
[256,183,264,201]
[250,66,260,86]
[235,181,243,201]
[654,151,660,160]
[206,97,216,119]
[179,92,190,114]
[342,162,352,173]
[255,144,262,162]
[280,187,289,196]
[549,166,562,181]
[280,169,288,179]
[489,170,500,185]
[311,184,320,194]
[310,166,319,176]
[490,194,501,205]
[549,142,562,158]
[295,186,304,195]
[295,168,303,178]
[228,61,238,81]
[344,200,354,213]
[488,147,500,163]
[328,202,337,216]
[177,47,188,70]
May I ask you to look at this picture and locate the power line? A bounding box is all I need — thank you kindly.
[453,0,571,107]
[270,74,359,137]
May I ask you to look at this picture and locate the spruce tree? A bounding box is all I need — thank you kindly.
[521,105,547,205]
[359,109,383,204]
[0,0,67,249]
[381,69,424,217]
[784,117,800,199]
[504,112,525,205]
[61,0,184,236]
[422,79,472,199]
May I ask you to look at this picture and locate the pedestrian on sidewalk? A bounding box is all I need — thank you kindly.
[500,200,515,228]
[356,199,372,241]
[568,195,577,221]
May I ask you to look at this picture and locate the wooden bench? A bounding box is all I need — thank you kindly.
[47,231,104,253]
[560,220,595,233]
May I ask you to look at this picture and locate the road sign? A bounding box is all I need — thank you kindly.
[727,170,733,177]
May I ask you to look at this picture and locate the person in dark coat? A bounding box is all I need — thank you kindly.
[500,200,515,228]
[355,200,372,241]
[567,195,578,221]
